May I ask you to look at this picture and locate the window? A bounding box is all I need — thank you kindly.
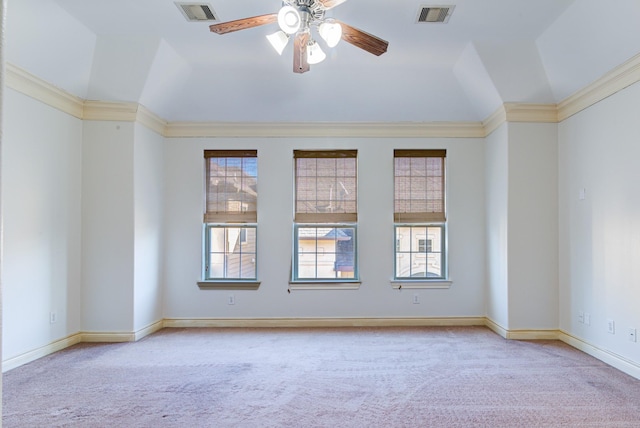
[394,149,446,280]
[395,225,444,278]
[204,225,256,279]
[202,150,258,282]
[292,150,358,282]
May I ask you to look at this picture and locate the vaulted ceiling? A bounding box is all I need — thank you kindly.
[6,0,640,123]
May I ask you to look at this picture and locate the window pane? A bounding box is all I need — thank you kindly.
[240,254,256,279]
[205,153,257,222]
[411,227,427,252]
[410,157,427,176]
[226,251,242,278]
[297,158,316,177]
[394,225,444,279]
[240,228,256,252]
[208,253,225,278]
[426,226,442,277]
[205,226,257,280]
[395,158,410,176]
[295,153,357,222]
[394,153,445,221]
[395,252,411,278]
[410,253,428,277]
[243,157,257,178]
[295,226,356,280]
[316,158,335,176]
[396,227,411,252]
[297,227,318,279]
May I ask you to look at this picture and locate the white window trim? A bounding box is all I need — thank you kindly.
[389,280,452,290]
[291,223,359,283]
[198,280,261,290]
[288,281,362,291]
[202,223,258,282]
[393,223,447,281]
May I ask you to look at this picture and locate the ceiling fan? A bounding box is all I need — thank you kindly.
[209,0,389,73]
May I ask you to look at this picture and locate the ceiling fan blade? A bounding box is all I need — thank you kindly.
[335,20,389,56]
[209,13,277,35]
[293,32,310,73]
[318,0,349,10]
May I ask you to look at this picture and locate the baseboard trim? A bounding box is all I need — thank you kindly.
[558,331,640,380]
[484,318,508,338]
[485,318,560,340]
[3,319,638,381]
[162,317,487,328]
[2,333,82,373]
[134,320,165,341]
[80,332,136,343]
[504,329,560,340]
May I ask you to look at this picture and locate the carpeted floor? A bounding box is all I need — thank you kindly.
[3,326,640,427]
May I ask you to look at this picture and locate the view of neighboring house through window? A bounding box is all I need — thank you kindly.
[394,149,446,280]
[293,150,358,281]
[203,150,257,280]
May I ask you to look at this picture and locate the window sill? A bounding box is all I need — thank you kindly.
[198,281,261,290]
[289,281,361,291]
[390,280,452,289]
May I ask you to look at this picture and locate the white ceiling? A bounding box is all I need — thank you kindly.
[6,0,640,122]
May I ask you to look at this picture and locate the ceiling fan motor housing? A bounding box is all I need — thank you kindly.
[284,0,326,22]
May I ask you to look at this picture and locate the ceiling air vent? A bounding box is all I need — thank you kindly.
[416,5,455,23]
[175,2,217,22]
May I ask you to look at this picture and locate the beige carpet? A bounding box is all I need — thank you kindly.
[3,326,640,427]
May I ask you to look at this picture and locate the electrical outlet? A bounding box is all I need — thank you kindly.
[628,328,637,343]
[584,313,591,326]
[228,295,235,305]
[413,294,420,304]
[607,319,615,334]
[49,312,57,324]
[578,311,584,323]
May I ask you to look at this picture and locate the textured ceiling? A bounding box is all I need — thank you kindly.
[6,0,640,122]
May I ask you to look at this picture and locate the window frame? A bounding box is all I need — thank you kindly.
[292,223,359,283]
[392,149,449,286]
[202,223,258,281]
[199,150,260,289]
[291,150,360,286]
[394,223,446,281]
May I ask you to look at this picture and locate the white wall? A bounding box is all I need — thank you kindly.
[485,122,559,331]
[81,121,135,333]
[507,123,558,330]
[485,124,509,328]
[559,81,640,364]
[133,123,164,331]
[2,88,82,359]
[163,137,486,320]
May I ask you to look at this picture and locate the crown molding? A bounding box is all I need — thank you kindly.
[164,121,486,139]
[83,100,167,135]
[503,103,558,123]
[6,52,640,137]
[558,52,640,121]
[83,100,139,121]
[136,104,168,136]
[482,107,507,137]
[6,63,84,119]
[483,103,559,137]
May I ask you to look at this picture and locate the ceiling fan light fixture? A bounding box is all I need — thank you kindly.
[307,40,326,65]
[267,30,290,55]
[318,21,342,48]
[278,6,302,34]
